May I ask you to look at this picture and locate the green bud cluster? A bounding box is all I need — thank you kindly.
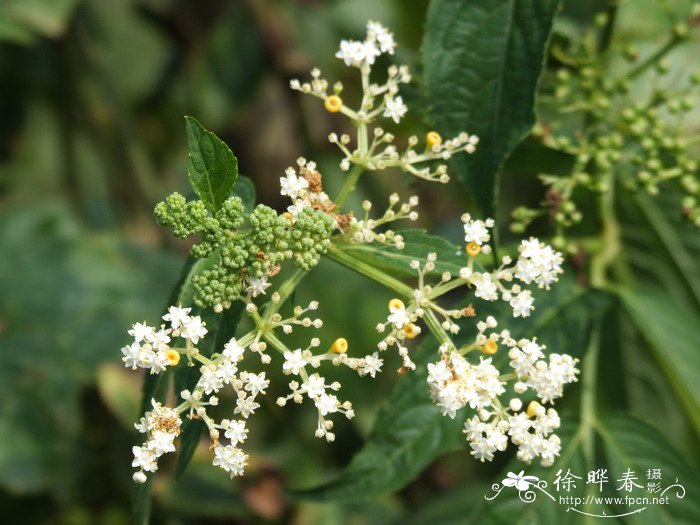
[155,193,334,307]
[517,15,700,247]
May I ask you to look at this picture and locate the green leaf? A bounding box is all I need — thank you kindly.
[335,229,466,277]
[423,0,559,216]
[620,191,700,311]
[185,116,238,212]
[616,286,700,434]
[233,174,257,212]
[596,415,700,524]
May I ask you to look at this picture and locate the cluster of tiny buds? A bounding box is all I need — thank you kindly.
[347,192,419,248]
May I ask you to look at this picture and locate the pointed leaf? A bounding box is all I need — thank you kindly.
[423,0,559,216]
[185,116,238,212]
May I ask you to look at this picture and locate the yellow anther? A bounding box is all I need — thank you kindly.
[388,298,405,312]
[165,349,181,366]
[324,95,343,113]
[426,131,442,149]
[527,400,543,418]
[282,212,294,223]
[482,340,498,355]
[403,323,419,339]
[331,337,348,353]
[466,241,481,257]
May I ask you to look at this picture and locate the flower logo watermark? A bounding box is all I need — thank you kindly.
[485,468,686,518]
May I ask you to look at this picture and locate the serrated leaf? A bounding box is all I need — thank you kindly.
[185,116,238,212]
[423,0,559,216]
[616,286,700,434]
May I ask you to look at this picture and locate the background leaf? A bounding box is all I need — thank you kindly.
[616,286,700,434]
[185,116,239,212]
[423,0,560,216]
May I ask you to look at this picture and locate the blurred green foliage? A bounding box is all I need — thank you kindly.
[0,0,698,524]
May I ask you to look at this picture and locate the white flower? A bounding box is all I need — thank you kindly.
[280,168,309,199]
[315,393,339,416]
[362,352,383,377]
[122,342,142,369]
[510,290,534,318]
[427,360,451,384]
[129,322,154,343]
[246,276,271,298]
[302,373,326,397]
[215,359,239,384]
[222,420,248,445]
[223,338,246,362]
[212,445,248,478]
[335,39,379,67]
[515,238,564,289]
[462,215,495,246]
[367,20,395,54]
[198,366,224,394]
[149,430,176,456]
[132,446,157,472]
[244,372,269,396]
[472,273,499,301]
[383,96,407,123]
[162,305,191,330]
[387,304,410,328]
[235,396,260,418]
[283,349,307,375]
[180,315,208,344]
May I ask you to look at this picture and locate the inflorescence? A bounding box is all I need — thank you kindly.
[124,20,578,484]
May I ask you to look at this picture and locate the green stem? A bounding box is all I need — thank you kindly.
[580,323,601,467]
[326,245,455,349]
[262,268,308,323]
[327,245,412,297]
[335,165,365,208]
[625,35,682,80]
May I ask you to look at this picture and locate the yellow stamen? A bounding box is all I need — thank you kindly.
[388,298,405,312]
[527,400,543,418]
[482,340,498,355]
[282,212,294,223]
[426,131,442,149]
[331,337,348,353]
[466,241,481,257]
[324,95,343,113]
[403,323,419,339]
[165,349,181,366]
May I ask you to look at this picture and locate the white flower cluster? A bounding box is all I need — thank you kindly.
[279,157,337,222]
[122,306,207,374]
[124,293,385,482]
[335,20,396,68]
[375,297,423,372]
[427,330,578,466]
[346,192,419,248]
[131,400,182,483]
[459,215,564,318]
[290,21,478,184]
